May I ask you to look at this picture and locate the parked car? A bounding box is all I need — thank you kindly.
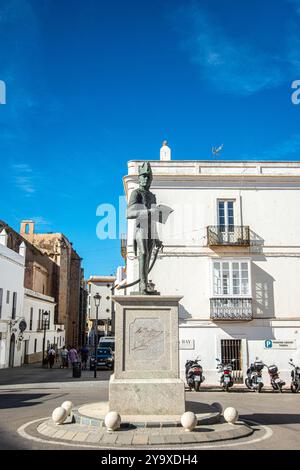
[98,336,115,352]
[90,347,114,370]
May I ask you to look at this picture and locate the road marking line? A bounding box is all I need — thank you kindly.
[18,418,103,449]
[193,420,273,449]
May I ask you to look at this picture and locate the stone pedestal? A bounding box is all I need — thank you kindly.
[109,295,185,416]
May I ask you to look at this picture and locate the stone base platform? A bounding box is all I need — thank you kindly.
[109,378,185,415]
[73,401,221,428]
[35,415,254,447]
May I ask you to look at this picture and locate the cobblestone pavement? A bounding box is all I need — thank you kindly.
[0,365,300,450]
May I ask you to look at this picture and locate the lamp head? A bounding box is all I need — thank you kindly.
[94,292,101,307]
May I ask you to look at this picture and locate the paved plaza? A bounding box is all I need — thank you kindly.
[0,364,299,450]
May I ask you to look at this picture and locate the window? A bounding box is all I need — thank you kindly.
[0,288,3,318]
[38,309,42,329]
[218,200,235,231]
[34,338,37,353]
[221,339,243,383]
[6,290,10,304]
[213,260,250,296]
[29,308,33,330]
[12,292,17,319]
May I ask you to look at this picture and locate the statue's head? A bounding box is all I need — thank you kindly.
[138,161,153,190]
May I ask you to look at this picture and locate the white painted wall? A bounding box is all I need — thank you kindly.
[0,236,25,368]
[87,277,116,343]
[23,289,65,362]
[124,161,300,385]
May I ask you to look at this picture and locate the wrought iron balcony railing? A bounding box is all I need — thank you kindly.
[207,225,250,246]
[210,298,253,321]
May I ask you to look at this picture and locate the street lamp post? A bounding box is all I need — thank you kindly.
[41,310,49,367]
[93,293,101,378]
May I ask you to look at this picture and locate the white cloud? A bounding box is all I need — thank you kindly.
[240,134,300,160]
[11,163,36,195]
[28,216,52,230]
[172,2,300,96]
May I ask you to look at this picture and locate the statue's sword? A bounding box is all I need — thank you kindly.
[115,244,163,290]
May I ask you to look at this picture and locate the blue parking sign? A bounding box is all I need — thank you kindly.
[265,339,273,349]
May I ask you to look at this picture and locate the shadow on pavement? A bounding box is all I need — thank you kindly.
[0,393,51,409]
[241,413,300,425]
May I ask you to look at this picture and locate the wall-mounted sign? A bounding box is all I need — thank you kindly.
[180,339,195,350]
[0,323,7,333]
[264,340,296,350]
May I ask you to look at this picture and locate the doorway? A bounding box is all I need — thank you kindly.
[9,334,15,368]
[221,339,243,382]
[23,339,29,364]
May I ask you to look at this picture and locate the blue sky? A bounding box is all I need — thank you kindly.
[0,0,300,276]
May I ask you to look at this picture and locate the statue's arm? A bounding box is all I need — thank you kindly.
[127,190,148,220]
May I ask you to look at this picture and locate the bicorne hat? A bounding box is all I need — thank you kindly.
[138,161,152,177]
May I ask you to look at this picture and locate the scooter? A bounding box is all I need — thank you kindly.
[289,359,300,393]
[185,357,205,391]
[267,363,285,392]
[216,358,236,392]
[245,359,264,393]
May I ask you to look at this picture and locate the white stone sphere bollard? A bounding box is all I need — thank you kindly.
[104,411,121,431]
[61,401,73,416]
[52,406,67,425]
[224,407,239,424]
[180,411,197,432]
[211,402,223,414]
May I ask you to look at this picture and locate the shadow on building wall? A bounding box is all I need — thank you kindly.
[251,261,275,319]
[179,303,193,322]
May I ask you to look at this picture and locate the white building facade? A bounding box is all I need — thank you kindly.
[124,160,300,385]
[87,276,116,345]
[22,289,65,363]
[0,229,26,368]
[0,229,65,368]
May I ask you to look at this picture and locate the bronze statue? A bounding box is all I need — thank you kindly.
[127,162,163,294]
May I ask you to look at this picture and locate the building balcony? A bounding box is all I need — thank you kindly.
[210,297,253,321]
[207,225,250,246]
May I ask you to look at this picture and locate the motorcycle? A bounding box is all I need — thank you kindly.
[267,363,285,392]
[289,359,300,393]
[185,357,205,391]
[245,359,264,393]
[216,358,236,392]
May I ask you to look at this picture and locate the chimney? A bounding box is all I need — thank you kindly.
[19,241,26,257]
[160,140,171,161]
[20,220,35,235]
[0,228,8,246]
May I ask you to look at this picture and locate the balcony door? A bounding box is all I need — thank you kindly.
[218,200,235,243]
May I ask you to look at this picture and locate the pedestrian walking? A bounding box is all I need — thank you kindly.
[80,345,89,370]
[68,346,78,366]
[47,346,56,369]
[60,346,69,368]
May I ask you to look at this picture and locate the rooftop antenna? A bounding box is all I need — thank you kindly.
[211,143,224,157]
